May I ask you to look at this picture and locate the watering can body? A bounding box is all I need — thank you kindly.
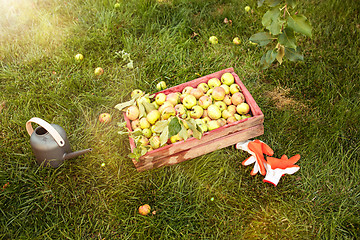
[26,117,92,168]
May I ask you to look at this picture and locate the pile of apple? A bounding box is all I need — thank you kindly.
[122,72,251,153]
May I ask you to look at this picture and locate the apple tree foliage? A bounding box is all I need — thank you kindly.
[250,0,312,69]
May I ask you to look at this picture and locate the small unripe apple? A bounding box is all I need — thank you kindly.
[155,93,166,105]
[221,72,235,86]
[231,92,245,105]
[230,84,241,94]
[126,105,140,120]
[245,6,251,12]
[212,87,226,101]
[202,116,211,124]
[156,81,167,91]
[142,128,152,138]
[183,94,197,109]
[209,36,218,44]
[170,134,183,143]
[208,78,221,89]
[138,204,151,216]
[207,104,222,120]
[236,103,250,114]
[75,53,84,62]
[146,110,161,124]
[139,136,149,146]
[233,37,241,45]
[131,89,143,98]
[227,105,236,114]
[99,113,111,123]
[227,116,237,124]
[94,67,104,76]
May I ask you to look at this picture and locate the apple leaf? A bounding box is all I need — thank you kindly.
[153,120,169,133]
[138,102,146,119]
[287,15,312,37]
[260,49,278,69]
[257,0,265,7]
[249,32,273,47]
[160,126,169,146]
[142,101,156,114]
[178,125,189,141]
[266,0,282,7]
[278,27,297,49]
[276,44,285,64]
[262,8,282,35]
[187,119,202,140]
[168,117,182,138]
[285,47,304,61]
[114,98,136,111]
[286,0,297,8]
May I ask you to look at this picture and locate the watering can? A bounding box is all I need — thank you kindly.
[26,117,92,168]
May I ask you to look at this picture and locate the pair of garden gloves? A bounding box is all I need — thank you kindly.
[236,139,300,186]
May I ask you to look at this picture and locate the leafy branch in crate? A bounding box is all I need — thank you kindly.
[115,91,202,161]
[249,0,312,69]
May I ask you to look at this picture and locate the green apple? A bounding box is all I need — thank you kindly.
[126,105,140,120]
[209,36,218,44]
[245,6,251,12]
[190,88,204,99]
[131,119,141,130]
[94,67,104,76]
[114,3,121,8]
[207,120,220,131]
[182,86,193,94]
[170,134,183,143]
[241,114,252,119]
[233,37,241,45]
[149,136,161,149]
[131,89,143,98]
[166,92,180,106]
[139,118,150,129]
[161,106,176,120]
[212,86,226,101]
[142,128,152,138]
[75,53,84,62]
[207,104,222,120]
[236,103,250,114]
[197,82,209,93]
[156,81,167,91]
[146,109,161,124]
[230,84,241,94]
[183,94,197,109]
[198,95,212,109]
[208,78,221,88]
[231,92,245,105]
[221,72,234,86]
[202,116,211,124]
[190,105,204,119]
[214,101,227,112]
[98,113,111,123]
[155,93,166,105]
[195,119,208,133]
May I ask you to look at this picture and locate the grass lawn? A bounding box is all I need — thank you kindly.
[1,0,359,239]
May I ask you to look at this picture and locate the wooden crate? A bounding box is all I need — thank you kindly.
[124,68,264,171]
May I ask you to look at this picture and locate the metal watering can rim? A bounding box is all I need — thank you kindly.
[26,117,66,147]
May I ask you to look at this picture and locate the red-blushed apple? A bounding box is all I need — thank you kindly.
[155,93,166,105]
[126,105,140,120]
[230,84,241,94]
[208,78,221,89]
[207,104,222,120]
[202,109,209,118]
[221,72,234,85]
[231,92,245,105]
[158,101,174,113]
[214,101,227,112]
[227,105,236,114]
[190,88,204,99]
[147,110,161,124]
[99,113,112,123]
[197,82,209,93]
[75,53,84,62]
[190,105,203,119]
[156,81,167,91]
[220,84,230,95]
[209,36,218,44]
[198,95,212,109]
[139,204,151,216]
[142,128,152,138]
[131,89,143,98]
[175,104,187,118]
[149,136,161,149]
[166,92,180,106]
[212,86,226,101]
[221,109,234,119]
[131,119,141,130]
[139,118,150,129]
[217,118,227,127]
[236,103,250,114]
[183,94,197,109]
[227,116,237,124]
[207,120,220,131]
[233,37,241,45]
[223,95,232,105]
[161,106,176,120]
[94,67,104,76]
[182,86,193,94]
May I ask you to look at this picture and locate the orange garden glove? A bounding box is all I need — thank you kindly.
[263,154,301,186]
[235,140,274,176]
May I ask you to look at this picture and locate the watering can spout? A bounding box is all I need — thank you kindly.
[63,148,92,160]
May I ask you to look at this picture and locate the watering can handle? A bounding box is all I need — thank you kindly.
[26,117,65,147]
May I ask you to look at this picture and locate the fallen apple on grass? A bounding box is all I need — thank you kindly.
[75,53,84,62]
[209,36,218,44]
[94,67,104,76]
[138,204,151,216]
[99,113,112,123]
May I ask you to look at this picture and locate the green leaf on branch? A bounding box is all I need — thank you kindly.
[286,0,297,8]
[285,47,304,61]
[262,8,282,35]
[168,117,182,138]
[260,49,278,69]
[278,27,297,49]
[288,15,312,37]
[249,32,273,46]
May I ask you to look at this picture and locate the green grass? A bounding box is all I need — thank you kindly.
[1,0,359,239]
